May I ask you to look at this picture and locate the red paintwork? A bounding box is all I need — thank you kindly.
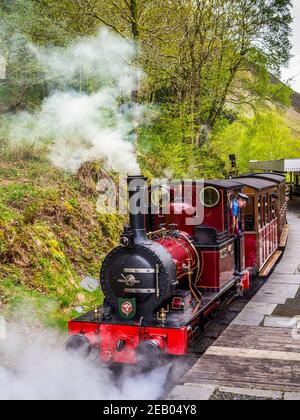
[258,218,278,269]
[201,190,225,233]
[198,239,235,289]
[155,234,198,279]
[241,270,250,290]
[164,202,196,236]
[244,233,257,270]
[204,301,221,317]
[245,218,279,272]
[152,185,231,235]
[68,321,189,364]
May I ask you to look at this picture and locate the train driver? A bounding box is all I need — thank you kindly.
[232,193,249,236]
[231,192,249,275]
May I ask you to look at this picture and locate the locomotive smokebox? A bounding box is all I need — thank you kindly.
[127,175,151,245]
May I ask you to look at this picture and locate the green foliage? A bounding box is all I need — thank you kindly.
[0,0,294,129]
[0,156,125,329]
[212,111,300,173]
[138,105,225,179]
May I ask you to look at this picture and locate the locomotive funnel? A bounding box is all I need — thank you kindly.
[127,175,150,244]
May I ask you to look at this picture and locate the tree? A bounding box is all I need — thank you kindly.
[157,0,293,129]
[206,0,293,126]
[0,0,294,146]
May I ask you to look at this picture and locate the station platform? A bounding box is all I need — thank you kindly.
[168,198,300,400]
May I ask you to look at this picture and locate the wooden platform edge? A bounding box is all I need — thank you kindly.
[279,224,289,249]
[258,250,282,278]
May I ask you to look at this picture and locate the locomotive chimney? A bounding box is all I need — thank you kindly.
[127,175,150,244]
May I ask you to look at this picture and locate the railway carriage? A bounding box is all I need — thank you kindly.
[235,174,288,276]
[233,177,278,275]
[238,173,287,241]
[66,173,288,367]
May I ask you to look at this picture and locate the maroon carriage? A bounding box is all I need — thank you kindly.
[238,173,287,245]
[234,176,286,276]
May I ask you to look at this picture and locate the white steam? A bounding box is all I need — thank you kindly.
[0,320,169,400]
[8,28,143,174]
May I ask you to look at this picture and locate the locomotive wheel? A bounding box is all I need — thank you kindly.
[65,334,91,359]
[136,340,164,371]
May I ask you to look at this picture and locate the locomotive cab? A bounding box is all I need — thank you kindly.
[150,180,246,290]
[193,180,246,290]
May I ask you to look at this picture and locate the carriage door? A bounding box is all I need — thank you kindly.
[264,194,270,260]
[258,195,264,268]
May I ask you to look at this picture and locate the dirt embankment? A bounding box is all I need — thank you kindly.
[0,151,125,329]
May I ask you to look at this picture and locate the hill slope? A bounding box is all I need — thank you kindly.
[0,148,125,329]
[285,91,300,138]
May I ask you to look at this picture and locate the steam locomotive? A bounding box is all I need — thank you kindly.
[66,173,287,367]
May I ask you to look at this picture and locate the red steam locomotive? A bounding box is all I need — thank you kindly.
[66,173,287,367]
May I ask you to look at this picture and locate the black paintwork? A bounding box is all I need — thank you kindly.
[73,277,240,329]
[100,242,177,317]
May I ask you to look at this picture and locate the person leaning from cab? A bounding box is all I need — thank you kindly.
[231,193,249,236]
[231,192,249,275]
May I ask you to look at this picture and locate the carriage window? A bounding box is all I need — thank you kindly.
[271,195,277,219]
[265,194,270,224]
[258,196,263,228]
[244,196,255,232]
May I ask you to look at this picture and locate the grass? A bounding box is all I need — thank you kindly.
[0,145,126,330]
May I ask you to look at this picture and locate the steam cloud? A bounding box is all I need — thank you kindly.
[7,28,144,174]
[0,319,169,400]
[0,29,169,400]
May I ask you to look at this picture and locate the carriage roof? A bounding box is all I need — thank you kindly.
[205,180,244,189]
[233,177,277,191]
[238,173,286,184]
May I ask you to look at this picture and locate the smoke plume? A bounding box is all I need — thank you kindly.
[0,318,169,400]
[7,28,144,174]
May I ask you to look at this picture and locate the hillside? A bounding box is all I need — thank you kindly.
[0,146,125,329]
[285,90,300,138]
[291,90,300,113]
